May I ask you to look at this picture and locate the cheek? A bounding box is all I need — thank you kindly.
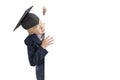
[37,29,42,33]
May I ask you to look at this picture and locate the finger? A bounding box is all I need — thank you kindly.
[45,35,50,40]
[48,39,54,42]
[45,36,53,41]
[48,42,54,45]
[47,37,53,41]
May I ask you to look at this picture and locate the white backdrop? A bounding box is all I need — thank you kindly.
[0,0,120,80]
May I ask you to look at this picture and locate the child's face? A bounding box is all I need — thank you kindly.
[33,21,45,35]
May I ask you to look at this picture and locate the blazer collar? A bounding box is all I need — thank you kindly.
[25,34,41,45]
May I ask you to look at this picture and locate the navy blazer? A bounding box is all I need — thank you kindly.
[24,34,48,66]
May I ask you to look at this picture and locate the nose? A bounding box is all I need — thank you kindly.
[42,23,45,29]
[41,26,45,32]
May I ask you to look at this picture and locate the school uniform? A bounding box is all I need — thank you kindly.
[14,6,48,80]
[24,34,48,80]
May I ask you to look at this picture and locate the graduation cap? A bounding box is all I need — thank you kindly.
[13,6,39,31]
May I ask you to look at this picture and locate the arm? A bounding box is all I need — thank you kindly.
[27,43,48,66]
[25,33,53,66]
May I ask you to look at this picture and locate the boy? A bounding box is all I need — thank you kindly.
[13,6,54,80]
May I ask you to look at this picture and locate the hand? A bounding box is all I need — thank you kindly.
[43,6,47,15]
[41,36,54,49]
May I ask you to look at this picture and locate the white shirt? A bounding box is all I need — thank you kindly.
[36,34,43,41]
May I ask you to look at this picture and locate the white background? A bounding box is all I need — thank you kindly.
[0,0,120,80]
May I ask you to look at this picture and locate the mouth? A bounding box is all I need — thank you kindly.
[42,30,45,32]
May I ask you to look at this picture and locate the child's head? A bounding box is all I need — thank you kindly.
[27,20,45,35]
[14,6,45,34]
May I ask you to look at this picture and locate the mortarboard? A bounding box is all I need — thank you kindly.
[13,6,39,31]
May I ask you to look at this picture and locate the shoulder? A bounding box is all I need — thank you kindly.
[24,34,40,46]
